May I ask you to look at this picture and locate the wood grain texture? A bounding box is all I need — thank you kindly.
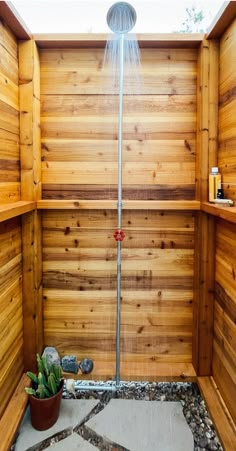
[19,40,43,371]
[19,40,41,201]
[22,211,43,372]
[0,20,20,203]
[0,218,24,420]
[213,19,236,422]
[43,209,194,379]
[40,47,197,201]
[38,199,200,210]
[213,218,236,424]
[35,33,203,49]
[193,212,215,375]
[198,377,236,451]
[0,374,30,451]
[218,19,236,202]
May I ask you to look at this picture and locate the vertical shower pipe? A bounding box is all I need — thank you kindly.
[116,32,124,386]
[107,2,137,387]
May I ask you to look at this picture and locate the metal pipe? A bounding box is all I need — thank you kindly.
[116,32,124,387]
[75,384,117,392]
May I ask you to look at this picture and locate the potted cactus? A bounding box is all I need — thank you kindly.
[25,353,63,430]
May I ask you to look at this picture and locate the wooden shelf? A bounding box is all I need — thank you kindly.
[201,202,236,224]
[37,199,200,211]
[34,33,204,49]
[63,362,196,382]
[0,201,36,223]
[198,377,236,451]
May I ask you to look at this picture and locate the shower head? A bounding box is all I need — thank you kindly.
[107,2,137,34]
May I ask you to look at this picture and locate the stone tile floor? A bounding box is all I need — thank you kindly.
[13,382,223,451]
[15,399,193,451]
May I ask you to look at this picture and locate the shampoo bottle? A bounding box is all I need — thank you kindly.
[209,167,221,202]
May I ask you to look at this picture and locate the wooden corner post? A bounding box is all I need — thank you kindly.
[19,40,43,371]
[193,39,219,375]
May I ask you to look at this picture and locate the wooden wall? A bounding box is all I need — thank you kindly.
[0,20,20,202]
[218,19,236,201]
[213,19,236,423]
[41,46,197,379]
[40,47,196,201]
[0,21,24,419]
[0,218,23,419]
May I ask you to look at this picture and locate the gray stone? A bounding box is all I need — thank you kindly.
[208,442,218,451]
[42,346,61,367]
[61,355,79,373]
[15,399,99,451]
[45,434,98,450]
[199,437,208,448]
[86,399,194,451]
[79,358,94,374]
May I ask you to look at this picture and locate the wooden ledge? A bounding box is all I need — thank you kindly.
[63,362,196,382]
[37,199,200,211]
[0,373,30,451]
[34,33,204,49]
[0,201,36,223]
[201,201,236,224]
[198,377,236,451]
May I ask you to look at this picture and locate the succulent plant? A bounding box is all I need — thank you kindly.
[25,353,62,399]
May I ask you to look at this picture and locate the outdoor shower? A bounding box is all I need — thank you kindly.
[76,1,138,391]
[107,2,137,386]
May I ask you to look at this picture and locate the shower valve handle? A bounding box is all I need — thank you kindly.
[114,229,125,241]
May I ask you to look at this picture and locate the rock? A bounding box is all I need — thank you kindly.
[79,358,94,374]
[208,442,218,451]
[61,355,79,373]
[42,346,60,367]
[199,437,208,448]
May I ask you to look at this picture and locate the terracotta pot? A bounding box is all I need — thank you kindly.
[29,380,64,431]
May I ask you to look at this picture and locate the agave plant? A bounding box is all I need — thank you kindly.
[25,353,62,399]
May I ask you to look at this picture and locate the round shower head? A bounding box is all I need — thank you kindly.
[107,2,137,34]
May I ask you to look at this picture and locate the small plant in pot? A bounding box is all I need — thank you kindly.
[25,353,63,431]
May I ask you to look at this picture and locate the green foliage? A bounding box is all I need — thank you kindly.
[180,6,204,33]
[25,353,62,399]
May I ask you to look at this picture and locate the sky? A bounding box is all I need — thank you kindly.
[11,0,224,34]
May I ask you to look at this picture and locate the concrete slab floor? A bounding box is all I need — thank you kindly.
[45,433,99,450]
[86,399,194,451]
[15,398,194,451]
[15,399,99,451]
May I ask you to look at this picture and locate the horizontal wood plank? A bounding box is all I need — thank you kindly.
[38,199,200,210]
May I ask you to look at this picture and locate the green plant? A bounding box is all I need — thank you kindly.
[25,353,62,399]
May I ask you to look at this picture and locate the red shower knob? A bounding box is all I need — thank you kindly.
[114,229,125,241]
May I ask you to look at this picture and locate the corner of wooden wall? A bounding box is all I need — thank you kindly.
[19,39,43,371]
[193,38,219,376]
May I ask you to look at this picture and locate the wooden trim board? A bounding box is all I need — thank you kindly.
[0,1,31,39]
[0,374,30,451]
[198,377,236,451]
[37,199,201,210]
[34,33,204,49]
[207,1,236,39]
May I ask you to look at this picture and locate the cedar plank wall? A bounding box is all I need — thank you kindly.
[41,47,197,379]
[0,20,20,202]
[213,19,236,423]
[0,22,23,418]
